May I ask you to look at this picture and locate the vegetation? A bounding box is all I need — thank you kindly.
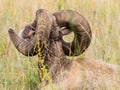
[0,0,120,90]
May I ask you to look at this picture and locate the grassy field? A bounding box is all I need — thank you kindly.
[0,0,120,90]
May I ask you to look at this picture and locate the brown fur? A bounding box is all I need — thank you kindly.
[39,58,120,90]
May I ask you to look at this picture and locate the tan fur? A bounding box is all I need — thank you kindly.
[40,58,120,90]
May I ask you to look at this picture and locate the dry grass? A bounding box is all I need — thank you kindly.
[0,0,120,90]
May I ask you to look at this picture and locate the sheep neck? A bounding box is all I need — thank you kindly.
[44,39,66,69]
[38,18,71,82]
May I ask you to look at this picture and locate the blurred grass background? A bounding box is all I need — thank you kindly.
[0,0,120,90]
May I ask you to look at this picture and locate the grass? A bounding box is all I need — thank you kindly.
[0,0,120,90]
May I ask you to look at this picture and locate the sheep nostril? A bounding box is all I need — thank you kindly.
[30,29,35,34]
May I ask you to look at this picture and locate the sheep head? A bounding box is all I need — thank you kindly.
[8,9,53,56]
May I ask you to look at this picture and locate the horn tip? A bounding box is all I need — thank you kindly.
[8,28,14,34]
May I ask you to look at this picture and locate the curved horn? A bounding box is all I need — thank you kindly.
[8,9,53,56]
[53,10,92,56]
[8,28,37,56]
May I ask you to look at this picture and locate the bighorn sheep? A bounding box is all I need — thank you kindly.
[8,9,120,90]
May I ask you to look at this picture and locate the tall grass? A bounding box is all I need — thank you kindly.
[0,0,120,90]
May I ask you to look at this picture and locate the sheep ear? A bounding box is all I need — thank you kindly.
[61,28,71,35]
